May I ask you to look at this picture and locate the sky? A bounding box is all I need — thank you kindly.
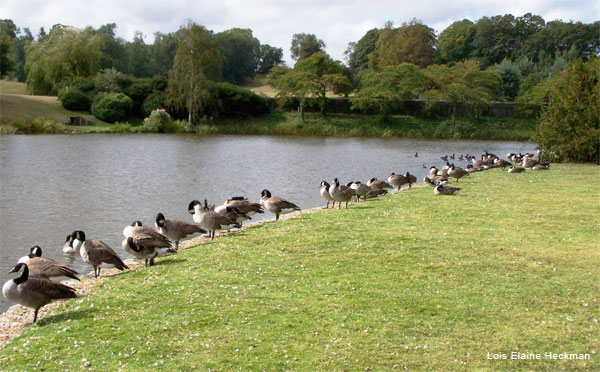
[2,0,598,65]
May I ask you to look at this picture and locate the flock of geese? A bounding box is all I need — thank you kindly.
[2,150,548,324]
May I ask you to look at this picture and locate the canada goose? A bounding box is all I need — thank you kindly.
[62,234,77,255]
[328,179,354,209]
[259,189,301,220]
[494,158,511,168]
[350,181,371,201]
[472,156,484,168]
[448,164,468,182]
[508,166,526,173]
[121,235,175,267]
[440,155,448,162]
[367,177,392,190]
[403,172,417,188]
[188,200,240,239]
[465,164,480,173]
[429,166,439,176]
[434,184,461,195]
[320,181,335,208]
[424,175,448,186]
[436,167,449,177]
[414,152,419,158]
[532,163,550,170]
[422,164,427,168]
[364,188,388,199]
[155,213,206,250]
[388,173,409,190]
[223,197,264,216]
[3,263,77,323]
[521,157,539,169]
[211,203,252,226]
[17,246,79,282]
[68,231,129,278]
[449,154,455,160]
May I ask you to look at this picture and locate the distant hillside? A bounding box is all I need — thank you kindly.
[0,80,108,126]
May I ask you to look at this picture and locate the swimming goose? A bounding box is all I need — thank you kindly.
[387,173,409,190]
[17,246,79,282]
[448,164,468,182]
[3,263,77,323]
[320,181,335,208]
[259,189,301,220]
[414,152,419,158]
[434,184,461,195]
[68,231,129,278]
[222,197,264,216]
[188,200,240,239]
[328,179,354,209]
[367,177,392,190]
[155,213,206,251]
[62,234,77,255]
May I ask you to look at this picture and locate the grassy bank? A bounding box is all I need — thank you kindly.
[1,164,598,370]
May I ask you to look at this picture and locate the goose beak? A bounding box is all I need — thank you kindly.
[8,266,19,274]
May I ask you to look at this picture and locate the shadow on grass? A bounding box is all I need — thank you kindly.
[37,308,96,326]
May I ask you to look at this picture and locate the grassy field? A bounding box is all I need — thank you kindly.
[1,164,598,371]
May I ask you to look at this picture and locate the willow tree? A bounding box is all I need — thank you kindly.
[25,25,102,94]
[167,21,222,125]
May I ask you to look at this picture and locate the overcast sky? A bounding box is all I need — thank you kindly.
[2,0,598,65]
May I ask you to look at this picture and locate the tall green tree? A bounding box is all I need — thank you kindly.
[423,60,502,125]
[151,31,178,76]
[214,28,260,84]
[25,25,102,94]
[0,19,18,78]
[369,19,436,70]
[89,23,128,71]
[268,52,351,120]
[256,44,283,74]
[166,21,223,125]
[536,59,599,162]
[351,63,425,122]
[290,33,326,62]
[345,28,380,74]
[126,31,152,77]
[437,19,475,63]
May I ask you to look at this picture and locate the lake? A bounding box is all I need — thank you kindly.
[0,134,536,312]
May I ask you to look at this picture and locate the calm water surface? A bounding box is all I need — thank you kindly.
[0,134,536,312]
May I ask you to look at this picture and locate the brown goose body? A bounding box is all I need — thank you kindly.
[3,263,77,323]
[367,177,393,190]
[320,181,335,208]
[188,200,240,239]
[69,231,129,278]
[434,184,461,195]
[260,189,301,220]
[448,165,468,182]
[350,181,371,200]
[155,213,205,250]
[328,179,354,209]
[388,173,409,190]
[17,246,79,281]
[508,166,526,173]
[403,172,417,188]
[224,197,264,215]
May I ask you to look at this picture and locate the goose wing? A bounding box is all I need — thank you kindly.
[87,240,129,270]
[21,276,77,300]
[27,257,79,280]
[168,219,207,235]
[268,196,300,211]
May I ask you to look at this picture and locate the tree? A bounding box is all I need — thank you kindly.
[214,28,260,84]
[257,44,283,74]
[89,23,128,71]
[25,26,102,94]
[126,31,152,77]
[166,21,223,125]
[268,52,351,120]
[345,28,380,74]
[496,59,522,100]
[290,33,326,62]
[535,59,599,162]
[423,60,502,125]
[8,27,33,81]
[351,63,426,122]
[0,34,14,78]
[437,19,475,63]
[369,19,436,69]
[151,31,178,76]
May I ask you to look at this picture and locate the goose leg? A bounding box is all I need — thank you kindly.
[145,259,149,267]
[33,308,39,323]
[345,200,349,208]
[276,213,280,221]
[175,241,179,251]
[150,257,155,266]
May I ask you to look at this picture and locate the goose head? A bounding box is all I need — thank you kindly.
[261,189,272,198]
[28,245,42,258]
[188,200,202,215]
[155,213,166,228]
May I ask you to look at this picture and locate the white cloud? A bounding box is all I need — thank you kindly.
[2,0,598,65]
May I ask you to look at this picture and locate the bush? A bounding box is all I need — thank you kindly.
[138,109,178,133]
[211,83,272,117]
[59,88,91,111]
[91,92,133,123]
[125,78,154,116]
[10,118,66,134]
[535,59,599,162]
[112,122,134,133]
[142,91,166,117]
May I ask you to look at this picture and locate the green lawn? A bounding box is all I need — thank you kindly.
[1,164,598,371]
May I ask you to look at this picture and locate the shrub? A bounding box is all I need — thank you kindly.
[59,88,91,111]
[211,83,272,117]
[142,91,166,117]
[535,59,599,162]
[10,118,66,134]
[91,92,133,123]
[138,109,177,133]
[125,78,154,116]
[112,122,133,133]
